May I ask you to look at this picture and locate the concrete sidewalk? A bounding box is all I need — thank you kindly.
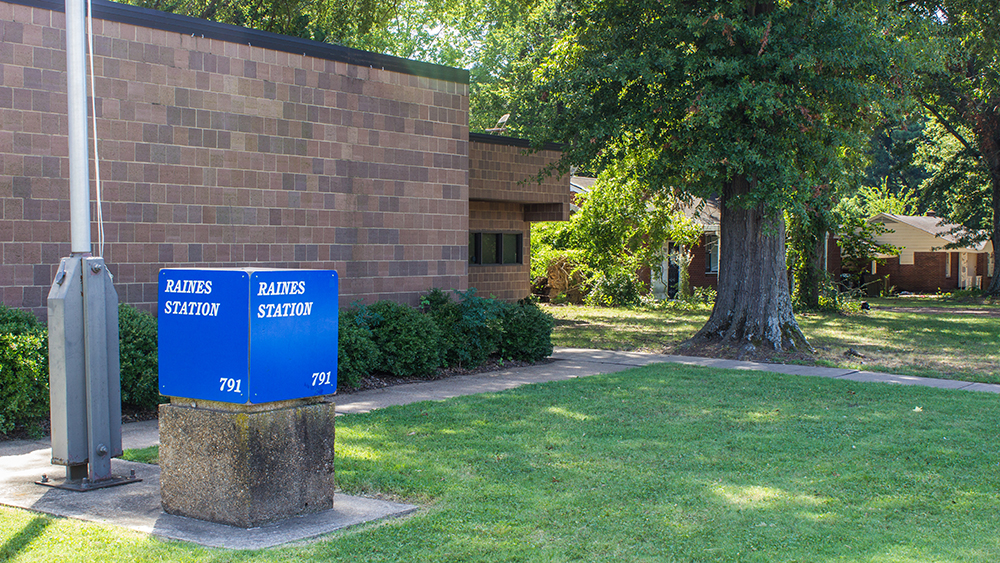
[2,346,997,549]
[332,346,1000,416]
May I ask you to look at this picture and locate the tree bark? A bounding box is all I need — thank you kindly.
[691,175,811,353]
[978,103,1000,296]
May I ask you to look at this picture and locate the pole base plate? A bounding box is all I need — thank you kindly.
[36,473,142,492]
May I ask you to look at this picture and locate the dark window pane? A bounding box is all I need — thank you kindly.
[482,234,500,264]
[502,234,519,264]
[705,234,719,273]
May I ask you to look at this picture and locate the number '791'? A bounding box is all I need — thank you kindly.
[311,371,332,386]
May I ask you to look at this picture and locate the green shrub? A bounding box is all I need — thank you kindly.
[425,288,504,368]
[585,272,645,307]
[337,309,381,390]
[0,303,42,335]
[691,286,717,305]
[118,304,162,411]
[0,306,48,434]
[369,300,442,378]
[498,297,555,362]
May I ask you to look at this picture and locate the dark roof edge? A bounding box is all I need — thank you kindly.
[6,0,469,84]
[469,132,563,152]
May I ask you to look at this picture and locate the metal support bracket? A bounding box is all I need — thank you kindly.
[44,255,139,491]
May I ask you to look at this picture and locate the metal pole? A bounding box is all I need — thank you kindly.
[65,0,91,254]
[38,0,137,492]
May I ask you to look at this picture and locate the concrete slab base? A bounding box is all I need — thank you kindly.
[0,447,416,549]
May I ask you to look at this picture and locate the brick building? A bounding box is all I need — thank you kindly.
[0,0,569,319]
[864,213,994,294]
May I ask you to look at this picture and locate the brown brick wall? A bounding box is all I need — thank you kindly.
[0,0,470,318]
[687,235,718,291]
[466,136,567,301]
[468,201,530,301]
[469,135,570,218]
[873,252,959,293]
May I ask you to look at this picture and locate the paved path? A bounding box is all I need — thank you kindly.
[332,346,1000,416]
[2,346,997,549]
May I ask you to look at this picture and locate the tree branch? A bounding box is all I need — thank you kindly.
[919,97,979,157]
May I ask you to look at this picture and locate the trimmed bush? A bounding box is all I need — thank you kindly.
[425,288,505,369]
[369,300,441,378]
[0,305,48,434]
[498,297,555,362]
[337,309,381,390]
[118,304,162,411]
[0,303,41,335]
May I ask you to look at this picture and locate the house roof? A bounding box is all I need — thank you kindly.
[871,213,992,253]
[678,198,721,231]
[570,176,597,195]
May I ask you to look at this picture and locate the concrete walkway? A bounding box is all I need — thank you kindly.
[332,346,1000,416]
[2,346,997,549]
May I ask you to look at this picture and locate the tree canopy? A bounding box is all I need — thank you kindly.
[504,0,914,352]
[903,0,1000,292]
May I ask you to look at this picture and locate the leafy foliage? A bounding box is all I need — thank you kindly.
[498,297,554,361]
[368,300,442,378]
[666,211,704,300]
[337,309,381,390]
[0,306,48,434]
[123,0,401,45]
[571,153,673,280]
[117,304,163,411]
[836,215,901,286]
[425,289,505,368]
[505,0,917,350]
[0,303,42,335]
[584,272,645,308]
[903,0,1000,293]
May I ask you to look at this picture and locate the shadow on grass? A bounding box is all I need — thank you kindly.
[0,516,50,561]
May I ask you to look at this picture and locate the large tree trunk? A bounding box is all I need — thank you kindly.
[691,175,811,353]
[979,104,1000,296]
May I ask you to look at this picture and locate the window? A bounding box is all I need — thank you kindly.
[704,234,720,274]
[945,252,952,277]
[469,232,522,265]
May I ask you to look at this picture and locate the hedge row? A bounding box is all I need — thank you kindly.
[0,303,163,435]
[338,289,554,389]
[0,290,554,433]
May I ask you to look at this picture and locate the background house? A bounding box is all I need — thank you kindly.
[0,0,570,319]
[866,213,994,293]
[652,198,721,299]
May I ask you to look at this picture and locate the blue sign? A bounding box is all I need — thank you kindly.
[158,269,338,404]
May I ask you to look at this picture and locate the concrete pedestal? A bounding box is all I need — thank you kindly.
[159,397,335,528]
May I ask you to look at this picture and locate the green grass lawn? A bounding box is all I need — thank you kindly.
[4,363,1000,561]
[546,296,1000,384]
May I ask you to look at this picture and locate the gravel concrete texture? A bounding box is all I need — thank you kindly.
[159,399,337,528]
[0,449,415,549]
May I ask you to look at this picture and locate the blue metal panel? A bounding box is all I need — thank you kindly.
[249,270,338,402]
[157,268,338,404]
[158,269,250,402]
